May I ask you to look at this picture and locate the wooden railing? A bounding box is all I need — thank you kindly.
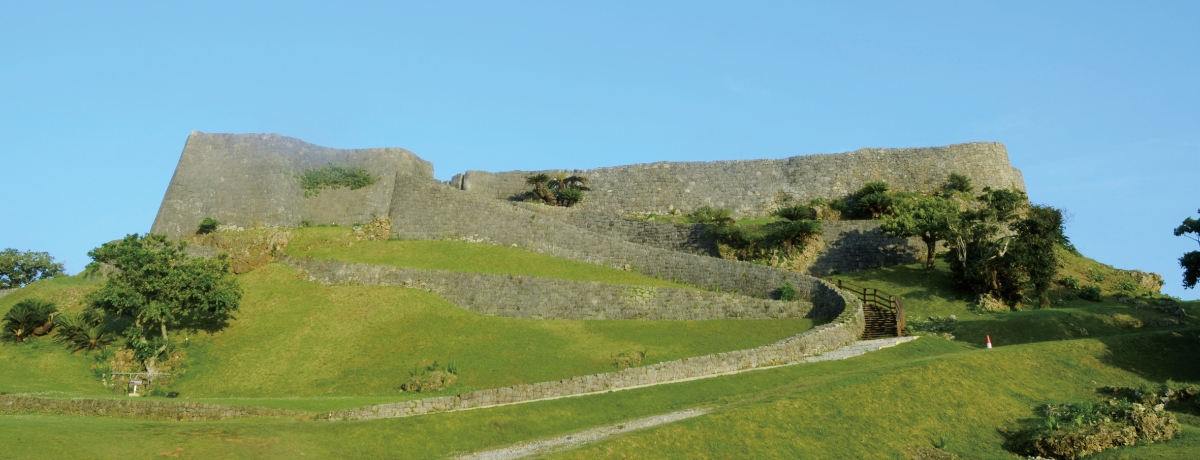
[830,278,906,337]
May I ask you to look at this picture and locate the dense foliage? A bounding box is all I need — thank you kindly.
[1174,208,1200,289]
[85,234,242,374]
[297,164,378,197]
[1,298,57,343]
[686,206,735,225]
[880,194,958,269]
[524,173,590,207]
[196,217,220,235]
[0,248,65,289]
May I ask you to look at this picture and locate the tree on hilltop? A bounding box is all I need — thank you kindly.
[1175,209,1200,289]
[0,249,65,289]
[880,195,958,269]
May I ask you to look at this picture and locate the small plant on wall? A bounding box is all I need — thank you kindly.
[297,163,378,197]
[523,172,589,207]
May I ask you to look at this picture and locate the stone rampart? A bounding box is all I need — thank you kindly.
[281,256,813,320]
[0,395,304,421]
[322,287,861,421]
[449,142,1025,217]
[151,132,433,238]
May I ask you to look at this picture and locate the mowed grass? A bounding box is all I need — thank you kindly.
[4,329,1198,458]
[286,227,691,288]
[0,276,108,396]
[1,263,812,409]
[827,256,1193,348]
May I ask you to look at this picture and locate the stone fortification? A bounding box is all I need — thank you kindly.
[449,142,1025,217]
[282,256,813,321]
[151,132,432,238]
[0,395,303,421]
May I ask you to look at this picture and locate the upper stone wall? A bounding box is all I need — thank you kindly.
[448,142,1025,217]
[151,133,432,238]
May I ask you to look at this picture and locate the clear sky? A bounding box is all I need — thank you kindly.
[2,1,1197,298]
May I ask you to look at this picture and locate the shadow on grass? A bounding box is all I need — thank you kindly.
[1095,329,1200,383]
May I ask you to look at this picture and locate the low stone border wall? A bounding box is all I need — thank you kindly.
[282,256,813,321]
[0,288,15,299]
[321,286,862,421]
[0,395,305,421]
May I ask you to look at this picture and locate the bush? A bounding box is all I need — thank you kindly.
[853,181,894,218]
[297,164,378,197]
[687,206,735,226]
[1057,276,1081,290]
[945,173,973,194]
[2,299,58,343]
[196,217,220,235]
[54,309,116,351]
[1009,393,1180,459]
[1080,286,1103,302]
[773,205,816,222]
[1088,268,1107,283]
[778,283,798,301]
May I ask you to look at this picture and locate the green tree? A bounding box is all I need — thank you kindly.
[880,195,959,269]
[196,217,220,235]
[1175,209,1200,289]
[85,234,242,375]
[1012,205,1065,308]
[524,173,554,204]
[0,249,65,289]
[945,187,1029,304]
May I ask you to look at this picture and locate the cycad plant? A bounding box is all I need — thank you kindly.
[1,298,58,343]
[55,309,115,351]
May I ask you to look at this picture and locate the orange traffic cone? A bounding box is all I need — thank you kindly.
[986,335,993,349]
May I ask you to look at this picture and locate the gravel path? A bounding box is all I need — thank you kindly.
[457,408,710,460]
[455,337,918,459]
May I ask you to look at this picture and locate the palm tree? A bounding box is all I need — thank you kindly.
[2,299,57,343]
[525,173,554,204]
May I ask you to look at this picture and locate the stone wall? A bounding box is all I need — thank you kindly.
[0,395,304,421]
[282,256,813,320]
[322,288,861,421]
[449,142,1025,218]
[151,132,433,238]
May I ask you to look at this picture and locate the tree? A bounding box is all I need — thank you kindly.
[1175,209,1200,289]
[765,206,822,257]
[880,195,959,269]
[0,249,65,289]
[1012,205,1065,308]
[524,173,589,207]
[85,234,242,376]
[945,187,1029,305]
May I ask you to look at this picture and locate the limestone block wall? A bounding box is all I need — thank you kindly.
[151,133,433,238]
[386,177,848,315]
[0,395,303,421]
[281,256,812,320]
[449,142,1025,217]
[322,286,861,421]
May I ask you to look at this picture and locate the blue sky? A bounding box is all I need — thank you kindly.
[2,1,1197,298]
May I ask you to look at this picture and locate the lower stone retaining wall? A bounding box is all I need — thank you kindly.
[282,256,812,320]
[0,395,304,421]
[322,288,862,421]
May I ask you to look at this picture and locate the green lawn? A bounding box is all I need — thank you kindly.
[4,329,1197,458]
[1,264,812,409]
[286,227,692,288]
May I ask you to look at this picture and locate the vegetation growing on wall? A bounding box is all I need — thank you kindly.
[523,172,590,207]
[297,164,378,197]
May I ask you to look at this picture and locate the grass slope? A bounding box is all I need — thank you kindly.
[3,330,1197,458]
[1,264,811,409]
[287,227,691,288]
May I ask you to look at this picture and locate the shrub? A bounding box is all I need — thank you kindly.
[1116,279,1140,292]
[399,361,458,392]
[1057,276,1081,290]
[297,164,378,197]
[54,309,116,351]
[1009,393,1180,459]
[853,181,894,218]
[1080,286,1103,302]
[778,283,798,301]
[687,206,735,226]
[773,205,816,222]
[196,217,220,235]
[1088,268,1107,283]
[945,173,973,194]
[2,299,58,343]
